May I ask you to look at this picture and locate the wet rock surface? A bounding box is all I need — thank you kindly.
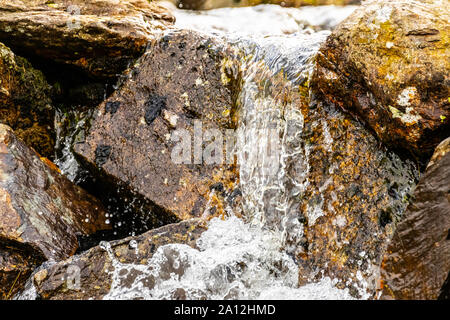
[0,0,175,79]
[312,0,450,160]
[0,124,110,299]
[0,42,54,158]
[380,137,450,300]
[31,219,206,300]
[74,30,242,225]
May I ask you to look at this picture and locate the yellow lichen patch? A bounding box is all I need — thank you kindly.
[220,58,234,85]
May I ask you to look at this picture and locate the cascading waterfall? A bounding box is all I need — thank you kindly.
[18,4,366,300]
[98,6,359,300]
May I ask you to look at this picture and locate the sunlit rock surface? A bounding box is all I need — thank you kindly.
[0,124,110,299]
[313,0,450,159]
[0,0,175,79]
[0,42,54,158]
[380,137,450,300]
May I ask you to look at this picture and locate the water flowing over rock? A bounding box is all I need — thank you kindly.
[7,2,443,300]
[27,220,207,300]
[0,124,110,299]
[173,3,358,34]
[312,0,450,160]
[23,217,358,300]
[379,137,450,300]
[73,30,242,227]
[0,42,54,158]
[0,0,175,79]
[171,0,360,10]
[60,5,421,298]
[230,33,418,298]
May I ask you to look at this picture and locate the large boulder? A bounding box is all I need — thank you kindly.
[0,0,175,79]
[73,30,242,226]
[379,137,450,300]
[312,0,450,160]
[0,42,54,158]
[0,124,110,299]
[28,219,206,300]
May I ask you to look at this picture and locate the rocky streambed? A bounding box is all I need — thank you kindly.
[0,0,449,300]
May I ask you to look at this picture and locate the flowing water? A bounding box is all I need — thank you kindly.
[100,4,361,300]
[18,4,394,300]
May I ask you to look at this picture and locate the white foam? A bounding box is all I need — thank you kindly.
[102,216,354,300]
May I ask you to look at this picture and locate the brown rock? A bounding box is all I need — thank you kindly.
[0,42,54,158]
[0,124,110,299]
[379,137,450,300]
[0,0,175,79]
[32,219,207,300]
[74,30,242,223]
[312,0,450,159]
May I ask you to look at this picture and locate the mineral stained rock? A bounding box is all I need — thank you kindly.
[0,42,54,158]
[0,0,175,79]
[379,137,450,300]
[74,30,242,223]
[173,0,360,10]
[0,124,110,299]
[32,220,207,300]
[312,0,450,159]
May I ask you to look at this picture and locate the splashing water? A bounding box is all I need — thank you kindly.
[173,4,358,36]
[97,5,359,300]
[102,216,354,300]
[18,5,368,300]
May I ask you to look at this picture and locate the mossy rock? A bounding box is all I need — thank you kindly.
[0,42,54,158]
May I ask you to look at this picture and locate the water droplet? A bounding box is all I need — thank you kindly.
[129,240,138,249]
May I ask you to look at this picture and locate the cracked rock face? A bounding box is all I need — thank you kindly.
[0,0,175,79]
[0,124,110,299]
[380,137,450,300]
[312,0,450,159]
